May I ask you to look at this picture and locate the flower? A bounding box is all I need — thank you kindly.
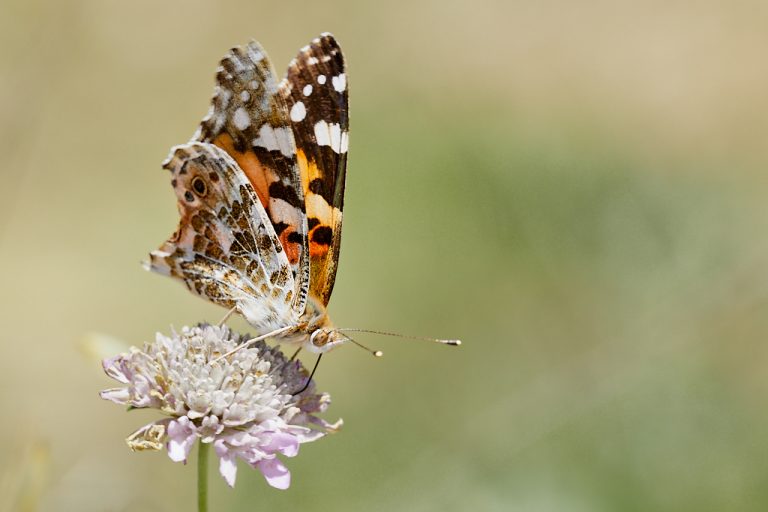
[100,324,341,489]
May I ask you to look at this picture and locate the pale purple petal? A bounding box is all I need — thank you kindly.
[258,457,291,490]
[263,431,300,457]
[295,428,325,443]
[218,451,238,487]
[131,375,155,407]
[99,387,130,404]
[167,417,197,462]
[102,355,130,383]
[199,415,223,442]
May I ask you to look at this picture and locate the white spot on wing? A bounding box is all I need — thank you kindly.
[303,84,313,96]
[252,125,295,157]
[269,197,302,224]
[314,120,331,147]
[240,90,250,102]
[305,193,333,224]
[314,121,346,154]
[329,123,341,153]
[308,57,319,65]
[250,80,259,89]
[233,107,251,130]
[332,73,347,92]
[317,75,326,84]
[290,101,306,122]
[340,131,349,153]
[278,131,295,156]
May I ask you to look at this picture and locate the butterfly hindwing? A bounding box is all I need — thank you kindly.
[148,142,299,329]
[196,41,309,315]
[280,33,349,307]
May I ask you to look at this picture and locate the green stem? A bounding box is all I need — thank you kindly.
[197,440,209,512]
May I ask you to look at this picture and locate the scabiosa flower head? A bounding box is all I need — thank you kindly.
[100,324,341,489]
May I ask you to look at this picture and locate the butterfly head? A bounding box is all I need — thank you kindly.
[306,322,384,357]
[308,327,347,352]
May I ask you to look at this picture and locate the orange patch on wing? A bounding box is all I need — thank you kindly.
[298,148,335,226]
[297,149,322,196]
[214,134,272,209]
[309,234,330,258]
[308,219,335,259]
[278,227,301,265]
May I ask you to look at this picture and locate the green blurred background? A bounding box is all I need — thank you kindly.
[3,0,768,510]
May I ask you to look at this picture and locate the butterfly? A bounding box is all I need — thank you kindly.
[146,33,350,353]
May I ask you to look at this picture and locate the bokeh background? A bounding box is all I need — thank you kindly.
[2,0,768,510]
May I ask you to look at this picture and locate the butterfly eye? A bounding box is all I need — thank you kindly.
[191,176,207,197]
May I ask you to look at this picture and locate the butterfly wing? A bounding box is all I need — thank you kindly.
[195,41,309,315]
[147,142,298,330]
[280,33,349,307]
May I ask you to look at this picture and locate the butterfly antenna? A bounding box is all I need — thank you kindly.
[335,328,461,347]
[338,332,384,357]
[293,353,323,395]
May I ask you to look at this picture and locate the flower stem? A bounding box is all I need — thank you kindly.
[197,440,209,512]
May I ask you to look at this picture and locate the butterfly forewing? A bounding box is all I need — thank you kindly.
[148,142,298,330]
[280,33,349,307]
[195,41,310,315]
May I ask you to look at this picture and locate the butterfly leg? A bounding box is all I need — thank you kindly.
[218,306,237,327]
[212,325,294,363]
[288,347,302,361]
[292,353,323,395]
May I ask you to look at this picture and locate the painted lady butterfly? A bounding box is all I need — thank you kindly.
[147,33,349,353]
[147,34,460,356]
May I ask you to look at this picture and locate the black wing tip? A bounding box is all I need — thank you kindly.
[310,33,342,52]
